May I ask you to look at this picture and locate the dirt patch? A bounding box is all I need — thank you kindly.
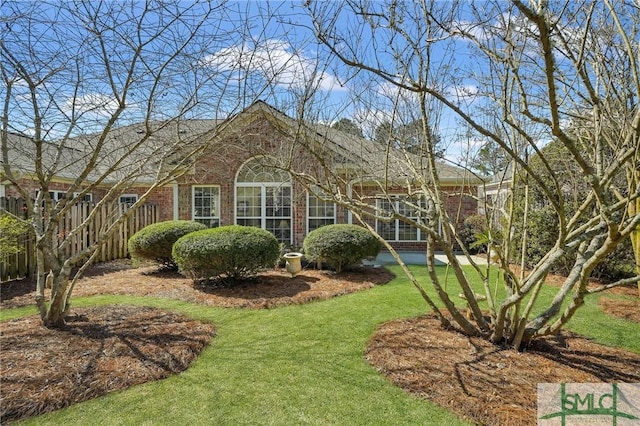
[366,315,640,426]
[0,305,215,424]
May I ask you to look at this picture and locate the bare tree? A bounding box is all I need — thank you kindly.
[296,0,639,348]
[0,0,269,327]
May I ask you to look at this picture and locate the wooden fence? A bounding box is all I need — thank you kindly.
[0,197,158,282]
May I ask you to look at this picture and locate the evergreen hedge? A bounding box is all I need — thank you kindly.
[303,224,381,273]
[172,225,280,282]
[128,220,207,267]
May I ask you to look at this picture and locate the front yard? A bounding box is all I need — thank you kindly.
[1,261,638,425]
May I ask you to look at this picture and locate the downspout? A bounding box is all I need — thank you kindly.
[346,182,353,224]
[172,181,179,220]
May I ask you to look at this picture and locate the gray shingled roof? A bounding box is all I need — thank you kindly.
[3,119,220,184]
[71,119,220,183]
[3,101,481,187]
[311,123,480,184]
[3,132,89,181]
[230,101,483,185]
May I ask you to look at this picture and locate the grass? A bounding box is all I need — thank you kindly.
[3,264,638,425]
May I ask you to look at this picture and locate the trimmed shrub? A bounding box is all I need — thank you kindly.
[303,224,381,273]
[172,225,280,282]
[128,220,207,267]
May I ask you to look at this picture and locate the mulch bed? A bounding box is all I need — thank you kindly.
[0,261,394,424]
[0,305,216,423]
[0,260,394,310]
[599,298,640,322]
[1,260,638,425]
[366,315,640,426]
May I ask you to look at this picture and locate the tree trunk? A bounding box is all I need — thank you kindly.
[40,268,72,328]
[42,297,67,328]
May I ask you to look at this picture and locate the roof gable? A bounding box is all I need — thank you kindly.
[218,101,482,186]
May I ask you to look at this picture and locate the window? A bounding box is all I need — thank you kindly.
[307,190,336,232]
[376,195,432,241]
[75,192,93,202]
[193,186,220,228]
[118,194,137,206]
[236,157,291,243]
[36,190,92,203]
[37,190,65,201]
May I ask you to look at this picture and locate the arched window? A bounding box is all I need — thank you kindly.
[235,157,291,243]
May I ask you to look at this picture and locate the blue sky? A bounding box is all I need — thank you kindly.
[204,1,488,161]
[1,1,535,163]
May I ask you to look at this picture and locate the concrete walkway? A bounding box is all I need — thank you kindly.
[367,250,488,266]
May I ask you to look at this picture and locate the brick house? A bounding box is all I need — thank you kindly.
[2,101,482,251]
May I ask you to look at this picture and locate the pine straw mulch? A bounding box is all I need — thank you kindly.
[595,282,640,322]
[1,305,216,424]
[0,261,394,424]
[366,314,640,426]
[0,259,394,310]
[1,260,638,425]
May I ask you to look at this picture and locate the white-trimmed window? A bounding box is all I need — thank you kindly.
[235,157,291,244]
[193,186,220,228]
[119,194,137,206]
[36,190,92,202]
[307,190,336,232]
[74,192,93,202]
[376,195,430,241]
[37,190,65,201]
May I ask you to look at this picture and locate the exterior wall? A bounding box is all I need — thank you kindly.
[3,177,79,199]
[175,117,316,248]
[442,185,479,225]
[102,185,174,221]
[3,111,480,252]
[163,116,482,251]
[1,177,173,219]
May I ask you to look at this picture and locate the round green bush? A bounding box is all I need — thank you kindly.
[172,225,280,282]
[128,220,207,267]
[303,224,381,273]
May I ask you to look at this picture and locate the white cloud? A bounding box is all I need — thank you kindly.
[445,84,479,103]
[63,93,121,119]
[203,39,344,92]
[448,136,485,154]
[14,92,32,103]
[451,20,491,42]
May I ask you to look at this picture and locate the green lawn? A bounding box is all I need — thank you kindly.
[2,265,638,425]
